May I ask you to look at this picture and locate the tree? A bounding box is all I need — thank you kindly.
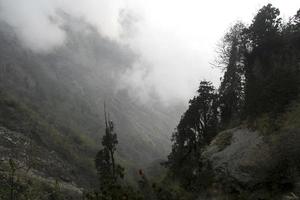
[101,112,118,180]
[94,104,124,199]
[167,81,219,189]
[218,22,246,126]
[243,4,300,117]
[243,4,281,116]
[245,3,282,48]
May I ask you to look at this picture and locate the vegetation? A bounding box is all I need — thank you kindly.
[214,130,233,151]
[166,4,300,198]
[166,80,218,191]
[0,3,299,200]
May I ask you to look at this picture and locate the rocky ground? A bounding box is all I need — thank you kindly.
[0,126,83,198]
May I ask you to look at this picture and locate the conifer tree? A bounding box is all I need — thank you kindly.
[243,4,283,116]
[95,103,124,199]
[243,4,300,117]
[218,22,246,126]
[167,81,218,189]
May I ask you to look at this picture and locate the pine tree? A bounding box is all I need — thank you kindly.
[95,103,124,199]
[218,22,246,127]
[167,81,218,189]
[242,4,300,117]
[243,4,283,116]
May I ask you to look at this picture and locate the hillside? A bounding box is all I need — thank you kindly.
[163,5,300,200]
[201,101,300,199]
[0,16,183,189]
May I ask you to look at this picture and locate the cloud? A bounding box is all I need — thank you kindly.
[0,0,124,52]
[0,0,65,52]
[0,0,299,105]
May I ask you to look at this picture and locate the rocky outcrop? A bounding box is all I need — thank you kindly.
[203,128,268,186]
[202,127,300,198]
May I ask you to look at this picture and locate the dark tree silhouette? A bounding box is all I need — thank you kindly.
[243,4,300,117]
[95,103,124,199]
[167,81,218,189]
[218,22,246,127]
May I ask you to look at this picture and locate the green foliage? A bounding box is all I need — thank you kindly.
[282,99,300,129]
[0,159,69,200]
[214,131,233,151]
[250,114,279,135]
[166,81,219,191]
[1,3,299,199]
[93,111,143,200]
[216,4,300,124]
[243,4,300,117]
[246,3,281,47]
[166,4,300,198]
[49,180,63,200]
[248,128,300,197]
[138,171,194,200]
[218,22,246,128]
[0,91,98,185]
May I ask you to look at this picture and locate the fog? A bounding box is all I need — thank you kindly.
[0,0,299,105]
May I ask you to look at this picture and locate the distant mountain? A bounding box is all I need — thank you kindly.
[0,16,184,188]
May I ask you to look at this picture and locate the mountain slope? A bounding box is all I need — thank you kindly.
[0,17,183,188]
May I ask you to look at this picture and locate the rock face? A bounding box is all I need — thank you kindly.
[203,127,300,198]
[204,128,269,186]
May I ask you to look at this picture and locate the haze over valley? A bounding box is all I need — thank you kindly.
[0,0,300,199]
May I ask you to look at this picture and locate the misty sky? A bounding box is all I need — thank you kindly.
[0,0,299,105]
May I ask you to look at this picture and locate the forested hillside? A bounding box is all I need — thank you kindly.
[165,4,300,199]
